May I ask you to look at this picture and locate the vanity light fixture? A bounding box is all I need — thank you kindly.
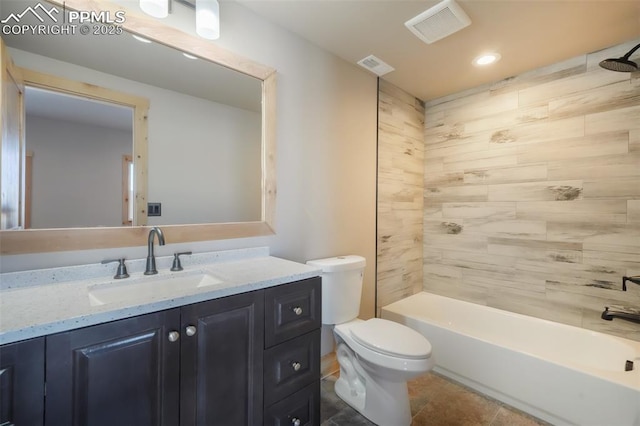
[195,0,220,40]
[473,53,501,66]
[140,0,220,41]
[139,0,169,18]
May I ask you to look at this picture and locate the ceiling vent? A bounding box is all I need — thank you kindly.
[405,0,471,45]
[357,55,395,76]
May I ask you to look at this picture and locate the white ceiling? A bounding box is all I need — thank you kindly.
[237,0,640,102]
[25,87,133,132]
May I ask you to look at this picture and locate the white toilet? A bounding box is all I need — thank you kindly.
[307,255,434,426]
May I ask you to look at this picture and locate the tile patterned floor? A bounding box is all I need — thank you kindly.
[320,371,550,426]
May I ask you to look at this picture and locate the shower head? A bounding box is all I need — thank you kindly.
[599,43,640,72]
[599,57,638,72]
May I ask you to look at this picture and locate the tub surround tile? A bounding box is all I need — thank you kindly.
[0,248,321,345]
[419,37,640,342]
[628,200,640,223]
[585,105,640,135]
[490,57,586,98]
[630,128,640,152]
[548,78,640,119]
[516,67,627,107]
[547,152,640,181]
[517,131,629,164]
[377,80,425,309]
[515,199,628,224]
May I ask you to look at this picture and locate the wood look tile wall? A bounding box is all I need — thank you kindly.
[377,80,425,314]
[423,39,640,341]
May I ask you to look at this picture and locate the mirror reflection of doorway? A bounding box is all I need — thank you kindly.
[24,87,134,229]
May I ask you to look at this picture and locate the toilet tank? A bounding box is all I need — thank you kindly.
[306,255,366,325]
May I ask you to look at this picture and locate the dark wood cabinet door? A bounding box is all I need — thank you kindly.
[180,291,264,426]
[0,337,45,426]
[45,310,181,426]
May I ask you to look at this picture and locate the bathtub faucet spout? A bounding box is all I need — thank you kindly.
[601,306,640,324]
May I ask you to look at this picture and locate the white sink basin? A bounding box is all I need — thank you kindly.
[88,271,224,306]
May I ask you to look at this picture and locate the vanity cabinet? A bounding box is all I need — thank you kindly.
[45,290,263,426]
[0,337,45,426]
[0,276,320,426]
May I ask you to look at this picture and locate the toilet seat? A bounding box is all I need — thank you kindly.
[348,318,431,359]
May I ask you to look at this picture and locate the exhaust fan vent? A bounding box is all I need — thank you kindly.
[405,0,471,45]
[357,55,395,76]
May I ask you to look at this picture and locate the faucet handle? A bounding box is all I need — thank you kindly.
[622,276,640,291]
[171,252,192,272]
[101,258,130,279]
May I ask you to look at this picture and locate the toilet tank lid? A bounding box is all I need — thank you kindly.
[306,255,366,272]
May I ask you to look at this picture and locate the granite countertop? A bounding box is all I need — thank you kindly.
[0,248,321,346]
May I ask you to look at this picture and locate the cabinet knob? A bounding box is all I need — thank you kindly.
[185,325,197,337]
[292,306,303,316]
[168,331,180,342]
[291,361,302,371]
[291,417,301,426]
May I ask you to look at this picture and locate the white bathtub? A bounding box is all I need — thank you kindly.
[382,292,640,426]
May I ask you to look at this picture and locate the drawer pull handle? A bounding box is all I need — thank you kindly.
[291,417,301,426]
[185,325,197,337]
[292,306,303,316]
[291,361,302,371]
[168,331,180,342]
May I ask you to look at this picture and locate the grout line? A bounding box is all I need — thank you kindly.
[488,406,502,426]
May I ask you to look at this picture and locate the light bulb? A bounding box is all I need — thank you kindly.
[473,53,501,66]
[140,0,168,18]
[196,0,220,40]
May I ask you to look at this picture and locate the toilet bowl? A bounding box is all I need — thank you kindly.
[307,255,434,426]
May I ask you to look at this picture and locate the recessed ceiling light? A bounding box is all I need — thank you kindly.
[473,53,501,66]
[183,53,198,60]
[132,34,152,44]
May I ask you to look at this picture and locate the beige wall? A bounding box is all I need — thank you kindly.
[423,38,640,342]
[2,2,379,321]
[377,80,424,315]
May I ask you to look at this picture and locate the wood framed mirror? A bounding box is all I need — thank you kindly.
[0,0,276,254]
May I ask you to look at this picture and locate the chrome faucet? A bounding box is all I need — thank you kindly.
[144,227,165,275]
[601,306,640,324]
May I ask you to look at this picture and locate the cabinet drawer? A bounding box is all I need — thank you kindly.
[264,329,320,405]
[265,277,321,348]
[264,382,320,426]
